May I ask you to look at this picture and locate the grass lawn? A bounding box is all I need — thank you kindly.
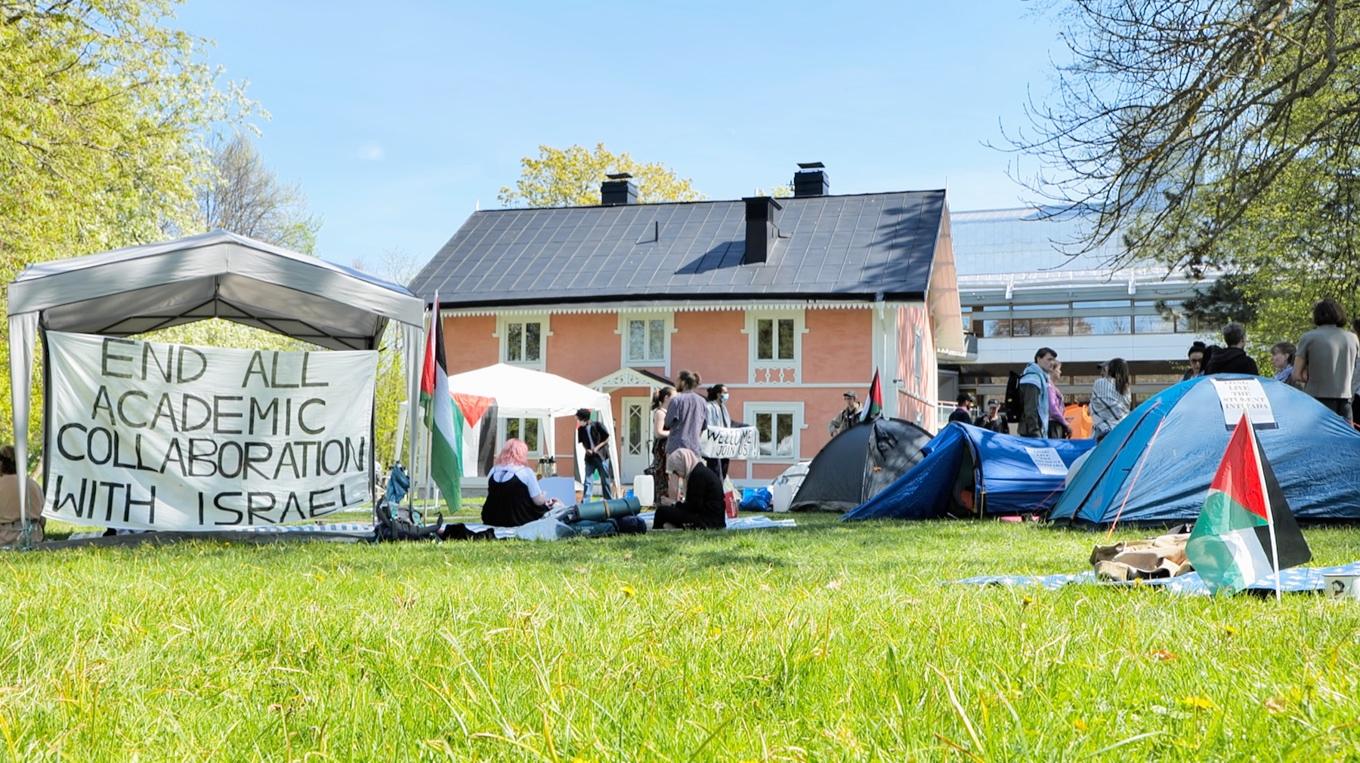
[4,512,1360,760]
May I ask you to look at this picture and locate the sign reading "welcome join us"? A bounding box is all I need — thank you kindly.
[44,332,377,531]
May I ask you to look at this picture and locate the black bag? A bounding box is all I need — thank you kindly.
[1003,371,1024,424]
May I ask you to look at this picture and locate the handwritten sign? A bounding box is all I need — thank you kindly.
[1025,446,1069,477]
[700,426,759,460]
[44,332,377,530]
[1209,378,1277,429]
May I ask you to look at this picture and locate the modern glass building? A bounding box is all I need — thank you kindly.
[945,207,1218,409]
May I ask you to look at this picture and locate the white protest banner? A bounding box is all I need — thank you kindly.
[1025,446,1069,477]
[701,426,759,460]
[44,332,377,530]
[1209,377,1277,429]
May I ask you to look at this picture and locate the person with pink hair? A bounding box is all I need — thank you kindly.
[482,438,561,527]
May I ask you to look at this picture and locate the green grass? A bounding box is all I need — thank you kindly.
[4,515,1360,760]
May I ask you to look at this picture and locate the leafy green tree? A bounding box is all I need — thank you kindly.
[1016,0,1360,354]
[497,143,703,207]
[0,0,250,461]
[197,134,321,254]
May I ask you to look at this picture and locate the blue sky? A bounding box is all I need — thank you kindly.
[175,1,1064,274]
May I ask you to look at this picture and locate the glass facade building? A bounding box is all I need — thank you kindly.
[946,207,1219,409]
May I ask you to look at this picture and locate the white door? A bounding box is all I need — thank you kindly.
[619,396,651,484]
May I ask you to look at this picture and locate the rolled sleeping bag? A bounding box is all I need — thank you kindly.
[576,496,642,521]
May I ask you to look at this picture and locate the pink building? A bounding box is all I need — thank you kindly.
[411,166,964,485]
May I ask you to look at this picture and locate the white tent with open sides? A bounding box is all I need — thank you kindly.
[7,231,428,539]
[446,363,620,494]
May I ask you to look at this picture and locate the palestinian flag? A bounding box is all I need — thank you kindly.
[419,295,463,513]
[1186,413,1310,594]
[860,369,883,422]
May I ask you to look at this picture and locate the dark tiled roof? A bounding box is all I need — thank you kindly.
[410,190,946,307]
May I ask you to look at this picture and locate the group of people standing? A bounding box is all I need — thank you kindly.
[647,369,734,530]
[1015,349,1132,442]
[1194,298,1360,423]
[947,347,1134,442]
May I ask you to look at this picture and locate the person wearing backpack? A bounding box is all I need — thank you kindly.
[1018,347,1057,438]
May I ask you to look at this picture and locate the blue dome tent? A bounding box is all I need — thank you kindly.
[1051,374,1360,525]
[843,423,1094,521]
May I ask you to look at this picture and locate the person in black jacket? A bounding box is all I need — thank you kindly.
[575,408,614,500]
[654,448,726,529]
[948,393,975,424]
[1203,323,1260,375]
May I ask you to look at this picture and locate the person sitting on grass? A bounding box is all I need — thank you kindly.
[481,438,561,527]
[0,444,44,546]
[653,448,726,530]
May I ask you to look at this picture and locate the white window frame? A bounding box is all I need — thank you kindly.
[742,402,805,464]
[497,416,544,458]
[744,309,806,384]
[496,314,549,369]
[617,312,673,370]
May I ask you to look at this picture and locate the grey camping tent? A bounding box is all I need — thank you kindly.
[790,418,933,512]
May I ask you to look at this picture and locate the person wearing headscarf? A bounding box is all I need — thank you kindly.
[482,439,561,527]
[0,445,43,546]
[653,448,725,530]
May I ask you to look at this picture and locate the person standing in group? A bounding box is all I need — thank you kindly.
[649,386,674,502]
[0,444,44,546]
[664,370,708,499]
[948,393,975,424]
[1270,342,1298,387]
[575,408,614,500]
[1353,317,1360,416]
[1182,341,1207,380]
[1019,347,1057,438]
[1091,358,1132,441]
[1045,358,1071,439]
[828,391,862,437]
[1203,323,1259,375]
[1295,299,1360,422]
[704,383,734,480]
[975,399,1008,433]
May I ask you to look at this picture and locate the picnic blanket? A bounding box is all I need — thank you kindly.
[957,561,1360,596]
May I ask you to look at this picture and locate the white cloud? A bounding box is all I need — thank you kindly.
[356,142,385,161]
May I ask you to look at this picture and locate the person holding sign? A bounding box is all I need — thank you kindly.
[482,439,562,527]
[0,445,44,546]
[654,448,725,530]
[704,383,735,480]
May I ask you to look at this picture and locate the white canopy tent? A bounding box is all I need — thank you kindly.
[446,363,620,494]
[7,231,428,539]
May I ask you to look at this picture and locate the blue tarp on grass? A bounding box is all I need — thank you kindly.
[843,423,1095,521]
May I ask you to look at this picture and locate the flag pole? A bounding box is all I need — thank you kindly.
[1247,416,1282,602]
[424,295,439,517]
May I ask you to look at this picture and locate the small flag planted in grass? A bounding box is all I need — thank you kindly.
[1186,413,1310,596]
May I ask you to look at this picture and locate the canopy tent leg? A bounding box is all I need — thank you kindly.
[599,401,622,498]
[402,322,423,509]
[7,313,38,548]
